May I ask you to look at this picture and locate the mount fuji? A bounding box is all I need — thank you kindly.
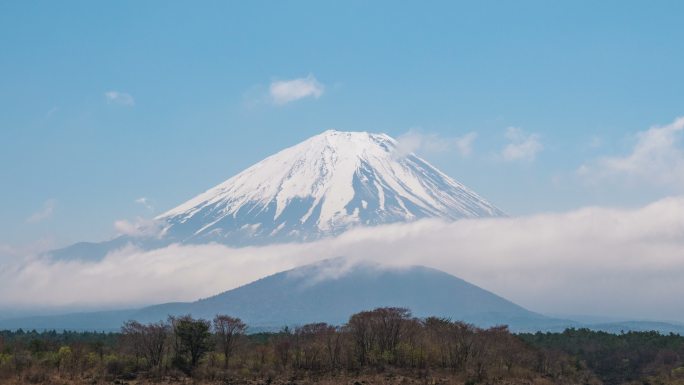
[158,130,503,244]
[52,130,503,260]
[17,131,684,334]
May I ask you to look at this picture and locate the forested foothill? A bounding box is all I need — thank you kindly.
[0,308,683,385]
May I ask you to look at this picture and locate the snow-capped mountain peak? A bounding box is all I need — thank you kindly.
[157,130,503,244]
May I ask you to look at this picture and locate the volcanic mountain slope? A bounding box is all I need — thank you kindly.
[4,258,683,333]
[0,258,563,332]
[135,258,551,330]
[156,130,504,245]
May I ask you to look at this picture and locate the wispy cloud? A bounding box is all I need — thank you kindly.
[454,132,478,157]
[395,130,449,157]
[104,91,135,106]
[4,196,684,320]
[113,217,163,238]
[135,197,153,211]
[587,135,603,149]
[0,238,56,264]
[269,75,324,105]
[26,199,56,224]
[395,130,477,158]
[578,117,684,186]
[501,127,543,162]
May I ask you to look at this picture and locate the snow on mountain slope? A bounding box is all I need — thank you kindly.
[157,130,504,244]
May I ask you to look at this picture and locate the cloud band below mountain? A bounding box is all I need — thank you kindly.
[2,196,684,321]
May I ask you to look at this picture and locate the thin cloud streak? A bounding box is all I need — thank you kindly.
[269,75,324,105]
[454,132,478,157]
[135,197,154,210]
[395,130,477,158]
[26,199,56,224]
[501,127,543,162]
[579,117,684,186]
[113,217,163,238]
[104,91,135,106]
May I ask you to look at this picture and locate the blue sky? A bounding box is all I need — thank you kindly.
[2,1,684,248]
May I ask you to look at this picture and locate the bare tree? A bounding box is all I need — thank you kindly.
[121,320,169,370]
[274,327,292,369]
[347,310,375,366]
[323,324,342,370]
[347,307,413,366]
[121,321,144,367]
[372,307,412,359]
[142,321,170,369]
[213,314,246,368]
[293,323,332,371]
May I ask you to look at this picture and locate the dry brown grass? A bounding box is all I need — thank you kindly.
[0,372,563,385]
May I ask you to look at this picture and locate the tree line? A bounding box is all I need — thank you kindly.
[0,308,683,384]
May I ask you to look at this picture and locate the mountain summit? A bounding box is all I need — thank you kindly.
[157,130,503,244]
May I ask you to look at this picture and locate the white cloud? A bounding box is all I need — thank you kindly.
[113,217,163,238]
[0,238,56,265]
[454,132,478,157]
[3,196,684,320]
[26,199,56,224]
[269,75,324,105]
[395,130,477,158]
[579,117,684,186]
[104,91,135,106]
[135,197,153,210]
[588,135,603,149]
[501,127,543,162]
[395,130,448,157]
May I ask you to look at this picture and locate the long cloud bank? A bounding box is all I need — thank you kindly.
[2,196,684,321]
